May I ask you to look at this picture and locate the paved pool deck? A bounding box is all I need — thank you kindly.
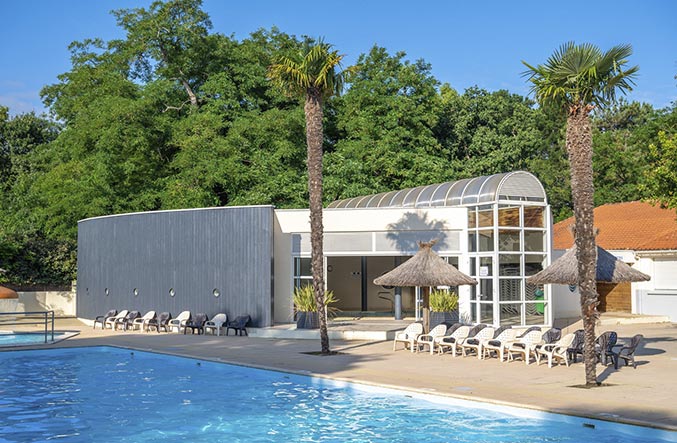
[4,319,676,432]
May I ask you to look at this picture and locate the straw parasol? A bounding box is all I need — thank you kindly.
[526,245,650,285]
[374,240,477,331]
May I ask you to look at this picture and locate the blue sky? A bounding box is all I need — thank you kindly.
[2,0,676,115]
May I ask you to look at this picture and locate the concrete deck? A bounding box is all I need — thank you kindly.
[2,319,676,433]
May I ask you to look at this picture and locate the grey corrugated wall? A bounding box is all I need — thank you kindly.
[77,206,274,327]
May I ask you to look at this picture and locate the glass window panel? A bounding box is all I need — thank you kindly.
[524,231,545,252]
[469,302,477,323]
[499,254,521,276]
[479,257,493,277]
[499,229,520,251]
[478,206,494,227]
[468,208,477,229]
[468,233,477,253]
[525,302,546,325]
[294,278,313,289]
[445,256,459,268]
[294,258,312,277]
[498,205,520,227]
[499,278,521,301]
[478,230,494,252]
[500,304,522,326]
[524,206,545,228]
[469,257,476,276]
[480,303,494,324]
[479,278,493,301]
[525,255,546,276]
[525,283,545,302]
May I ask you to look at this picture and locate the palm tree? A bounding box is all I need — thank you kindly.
[269,39,349,354]
[523,42,638,386]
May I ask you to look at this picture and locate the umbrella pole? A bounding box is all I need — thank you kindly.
[422,286,430,333]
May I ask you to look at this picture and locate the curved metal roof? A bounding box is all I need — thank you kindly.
[327,171,547,209]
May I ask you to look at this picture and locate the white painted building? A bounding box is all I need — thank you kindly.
[552,202,677,322]
[273,171,554,327]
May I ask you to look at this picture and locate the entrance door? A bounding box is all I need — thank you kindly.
[598,282,631,312]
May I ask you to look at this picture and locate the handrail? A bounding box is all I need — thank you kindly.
[0,311,55,344]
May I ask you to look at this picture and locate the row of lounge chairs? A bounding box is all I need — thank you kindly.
[93,310,251,336]
[394,323,642,369]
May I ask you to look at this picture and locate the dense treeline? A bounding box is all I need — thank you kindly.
[0,0,675,287]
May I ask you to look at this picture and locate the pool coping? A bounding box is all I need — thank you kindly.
[97,343,677,436]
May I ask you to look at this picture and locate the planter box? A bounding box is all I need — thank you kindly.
[430,311,459,329]
[296,311,319,329]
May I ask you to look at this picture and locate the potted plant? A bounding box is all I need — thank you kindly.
[293,286,339,329]
[429,289,459,329]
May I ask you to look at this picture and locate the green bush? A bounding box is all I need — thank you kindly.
[429,289,458,312]
[293,285,339,316]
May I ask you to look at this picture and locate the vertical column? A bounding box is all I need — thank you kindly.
[361,256,368,311]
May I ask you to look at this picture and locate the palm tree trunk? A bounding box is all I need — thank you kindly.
[305,88,330,354]
[566,106,598,386]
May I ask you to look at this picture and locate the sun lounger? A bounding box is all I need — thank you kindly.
[613,334,643,369]
[184,313,209,335]
[567,329,585,362]
[436,325,470,356]
[132,311,156,332]
[461,326,496,358]
[415,324,448,354]
[226,315,251,336]
[506,329,542,365]
[536,333,576,367]
[146,312,172,333]
[481,327,518,361]
[393,322,424,352]
[204,313,228,336]
[595,331,618,365]
[117,310,141,331]
[104,310,128,330]
[439,324,485,357]
[93,309,117,329]
[168,311,191,333]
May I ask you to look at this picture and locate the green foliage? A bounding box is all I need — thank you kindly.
[293,285,338,314]
[523,42,638,113]
[429,289,459,312]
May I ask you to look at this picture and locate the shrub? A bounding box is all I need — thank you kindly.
[429,289,458,312]
[293,285,339,316]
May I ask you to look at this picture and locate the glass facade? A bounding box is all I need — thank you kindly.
[467,203,549,326]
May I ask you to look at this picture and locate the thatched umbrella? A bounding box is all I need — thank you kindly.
[527,245,650,285]
[374,241,477,331]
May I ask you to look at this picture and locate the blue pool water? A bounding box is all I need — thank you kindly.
[0,347,673,443]
[0,332,69,347]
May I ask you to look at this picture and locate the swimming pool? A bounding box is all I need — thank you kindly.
[0,331,74,347]
[0,347,673,443]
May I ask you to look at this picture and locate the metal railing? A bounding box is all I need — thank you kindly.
[0,311,55,343]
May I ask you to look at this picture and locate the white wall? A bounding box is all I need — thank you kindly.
[15,291,76,317]
[632,252,677,322]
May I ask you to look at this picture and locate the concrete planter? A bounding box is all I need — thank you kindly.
[429,311,459,329]
[296,311,319,329]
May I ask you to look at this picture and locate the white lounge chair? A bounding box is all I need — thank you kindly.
[437,325,471,356]
[536,333,576,368]
[393,323,423,352]
[104,310,128,330]
[481,328,518,361]
[204,313,228,336]
[415,324,448,355]
[132,311,156,332]
[461,327,496,358]
[167,310,191,333]
[506,330,543,365]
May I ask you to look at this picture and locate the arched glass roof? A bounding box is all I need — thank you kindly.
[326,171,547,209]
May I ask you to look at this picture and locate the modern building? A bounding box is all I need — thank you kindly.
[77,171,553,327]
[552,201,677,322]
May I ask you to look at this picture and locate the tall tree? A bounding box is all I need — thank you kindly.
[523,42,638,386]
[269,39,349,354]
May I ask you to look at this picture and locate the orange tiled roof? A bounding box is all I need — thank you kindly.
[553,201,677,251]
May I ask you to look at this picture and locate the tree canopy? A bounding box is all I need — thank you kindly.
[1,1,675,287]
